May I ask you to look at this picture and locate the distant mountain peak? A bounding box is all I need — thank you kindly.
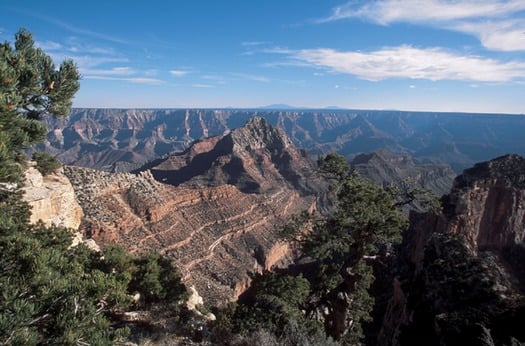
[258,104,298,110]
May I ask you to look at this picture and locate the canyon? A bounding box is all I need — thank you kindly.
[41,108,525,174]
[24,111,525,343]
[63,117,319,306]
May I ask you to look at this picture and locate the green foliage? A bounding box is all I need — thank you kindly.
[318,153,351,179]
[32,151,61,176]
[0,28,78,185]
[281,154,410,342]
[233,271,312,335]
[211,270,337,345]
[0,29,187,344]
[1,28,80,120]
[129,252,188,306]
[0,224,131,344]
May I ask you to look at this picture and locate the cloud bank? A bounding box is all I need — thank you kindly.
[277,45,525,82]
[319,0,525,51]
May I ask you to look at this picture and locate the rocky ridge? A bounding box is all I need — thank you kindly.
[351,149,456,197]
[65,166,315,306]
[149,117,321,195]
[378,154,525,345]
[445,154,525,252]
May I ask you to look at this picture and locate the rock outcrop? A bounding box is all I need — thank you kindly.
[149,116,322,195]
[444,154,525,252]
[22,164,83,230]
[377,154,525,346]
[65,119,320,306]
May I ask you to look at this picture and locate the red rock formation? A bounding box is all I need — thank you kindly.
[66,166,315,306]
[445,154,525,252]
[149,116,321,195]
[64,118,323,306]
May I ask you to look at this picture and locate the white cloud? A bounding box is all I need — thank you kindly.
[170,69,191,77]
[321,0,525,24]
[82,66,135,76]
[319,0,525,51]
[241,41,270,46]
[31,12,131,45]
[53,55,128,69]
[83,75,164,85]
[281,45,525,82]
[232,73,271,82]
[192,83,215,88]
[144,69,158,77]
[456,19,525,51]
[36,40,63,50]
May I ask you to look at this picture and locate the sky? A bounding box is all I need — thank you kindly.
[1,0,525,114]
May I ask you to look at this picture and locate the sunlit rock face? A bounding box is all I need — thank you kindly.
[22,164,83,230]
[149,116,322,195]
[65,118,320,306]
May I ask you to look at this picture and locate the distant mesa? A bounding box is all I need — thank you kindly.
[257,104,300,110]
[41,108,525,174]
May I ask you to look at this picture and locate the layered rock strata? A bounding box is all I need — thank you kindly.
[42,108,525,173]
[148,116,322,195]
[65,166,315,306]
[351,149,456,197]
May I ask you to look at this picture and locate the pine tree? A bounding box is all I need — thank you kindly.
[0,29,126,345]
[0,28,79,182]
[281,153,408,343]
[1,29,189,345]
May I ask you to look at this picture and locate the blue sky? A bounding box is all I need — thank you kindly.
[1,0,525,113]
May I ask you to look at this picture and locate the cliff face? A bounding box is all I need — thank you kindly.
[378,154,525,346]
[444,154,525,252]
[351,149,456,197]
[22,164,83,230]
[149,116,321,195]
[65,119,320,306]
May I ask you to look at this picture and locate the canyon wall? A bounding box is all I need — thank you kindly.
[378,154,525,346]
[22,164,83,230]
[63,118,321,306]
[41,108,525,173]
[65,166,315,306]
